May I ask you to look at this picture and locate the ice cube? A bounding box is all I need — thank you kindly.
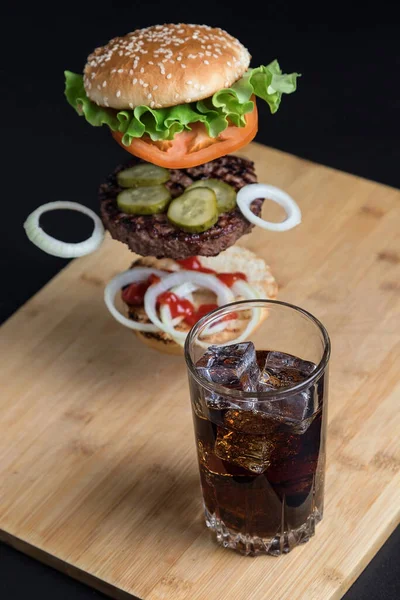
[256,351,316,432]
[263,351,316,379]
[204,392,243,411]
[196,342,260,391]
[224,409,277,435]
[214,409,280,473]
[215,427,274,474]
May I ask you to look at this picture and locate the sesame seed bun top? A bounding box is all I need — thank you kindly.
[83,23,251,110]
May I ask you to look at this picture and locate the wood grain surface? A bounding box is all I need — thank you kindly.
[1,143,399,600]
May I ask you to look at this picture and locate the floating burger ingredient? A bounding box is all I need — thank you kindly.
[23,23,302,354]
[104,247,278,354]
[64,23,299,169]
[100,155,261,258]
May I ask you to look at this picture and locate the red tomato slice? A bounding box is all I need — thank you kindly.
[111,100,258,169]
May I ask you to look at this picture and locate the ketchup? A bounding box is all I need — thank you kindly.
[157,292,194,320]
[184,304,238,327]
[121,274,160,305]
[217,272,247,287]
[177,256,247,288]
[176,256,215,274]
[122,257,245,327]
[157,295,238,327]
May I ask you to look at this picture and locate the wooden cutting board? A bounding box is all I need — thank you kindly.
[1,143,399,600]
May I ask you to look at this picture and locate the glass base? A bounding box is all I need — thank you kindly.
[204,506,323,556]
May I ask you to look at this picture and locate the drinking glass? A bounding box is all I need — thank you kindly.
[185,299,330,555]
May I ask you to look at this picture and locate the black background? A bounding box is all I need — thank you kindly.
[1,2,399,598]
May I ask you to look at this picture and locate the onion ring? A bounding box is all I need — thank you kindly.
[24,201,105,258]
[237,184,301,232]
[104,268,168,332]
[144,271,235,340]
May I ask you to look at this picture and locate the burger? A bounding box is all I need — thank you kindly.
[24,23,301,354]
[65,23,298,169]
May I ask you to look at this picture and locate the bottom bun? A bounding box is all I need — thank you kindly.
[134,331,184,356]
[126,246,278,354]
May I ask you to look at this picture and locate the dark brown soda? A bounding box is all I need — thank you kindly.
[192,350,327,551]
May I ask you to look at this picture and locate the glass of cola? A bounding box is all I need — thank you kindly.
[184,299,331,556]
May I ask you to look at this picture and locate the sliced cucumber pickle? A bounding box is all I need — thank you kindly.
[167,188,218,233]
[186,178,237,214]
[116,164,170,187]
[117,185,171,215]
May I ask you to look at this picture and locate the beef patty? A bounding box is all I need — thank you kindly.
[99,155,262,259]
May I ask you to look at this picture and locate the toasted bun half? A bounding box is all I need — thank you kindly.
[83,23,250,110]
[125,246,277,354]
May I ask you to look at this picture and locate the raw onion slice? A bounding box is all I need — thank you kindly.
[227,279,262,343]
[237,184,301,232]
[144,271,235,341]
[24,201,105,258]
[201,280,262,342]
[160,304,186,348]
[104,268,168,332]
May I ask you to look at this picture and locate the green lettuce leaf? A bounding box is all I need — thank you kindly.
[64,61,299,145]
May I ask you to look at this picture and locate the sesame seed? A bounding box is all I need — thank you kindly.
[102,81,107,87]
[153,85,158,90]
[104,99,109,107]
[132,78,137,84]
[166,73,172,79]
[181,63,186,69]
[204,60,209,65]
[148,61,154,65]
[143,82,149,87]
[150,101,155,107]
[186,80,193,84]
[139,79,144,84]
[97,84,101,90]
[177,56,182,61]
[116,90,121,97]
[140,67,144,73]
[129,102,134,109]
[147,93,152,99]
[186,97,192,102]
[111,69,117,73]
[200,85,205,91]
[227,61,232,66]
[129,69,133,75]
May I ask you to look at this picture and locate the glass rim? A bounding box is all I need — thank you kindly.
[184,299,331,401]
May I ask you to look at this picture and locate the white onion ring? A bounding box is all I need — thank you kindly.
[104,268,168,332]
[237,184,302,232]
[199,281,262,344]
[24,201,105,258]
[160,304,186,348]
[227,280,262,344]
[144,271,235,340]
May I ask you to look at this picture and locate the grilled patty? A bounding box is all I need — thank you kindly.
[99,155,262,259]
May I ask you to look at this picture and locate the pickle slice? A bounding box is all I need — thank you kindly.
[116,164,170,187]
[187,178,236,214]
[167,188,218,233]
[117,185,171,215]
